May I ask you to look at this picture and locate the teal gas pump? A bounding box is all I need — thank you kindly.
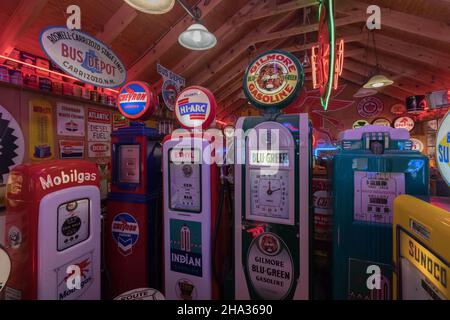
[332,125,429,300]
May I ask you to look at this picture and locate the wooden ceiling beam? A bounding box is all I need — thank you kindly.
[189,10,296,86]
[282,31,366,53]
[351,50,450,89]
[235,0,319,26]
[337,0,450,43]
[344,59,436,95]
[127,0,225,81]
[357,33,450,73]
[96,3,138,44]
[0,0,48,56]
[246,12,367,44]
[152,0,268,92]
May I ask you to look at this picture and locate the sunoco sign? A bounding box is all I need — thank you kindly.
[40,26,126,88]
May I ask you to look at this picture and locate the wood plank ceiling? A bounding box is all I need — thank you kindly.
[1,0,449,122]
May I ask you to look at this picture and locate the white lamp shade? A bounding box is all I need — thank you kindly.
[124,0,175,14]
[353,87,377,98]
[363,74,394,89]
[178,23,217,50]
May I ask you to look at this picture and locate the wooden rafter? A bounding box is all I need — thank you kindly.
[357,33,450,72]
[235,0,318,26]
[127,0,225,81]
[0,0,48,56]
[337,0,450,43]
[344,59,437,95]
[96,3,138,44]
[189,10,296,86]
[151,0,269,92]
[246,13,367,45]
[350,51,450,89]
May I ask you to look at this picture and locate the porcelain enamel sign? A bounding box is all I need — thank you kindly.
[40,26,126,88]
[243,50,304,111]
[175,86,216,129]
[436,112,450,186]
[117,81,157,120]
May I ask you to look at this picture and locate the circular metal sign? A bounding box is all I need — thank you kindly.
[394,116,415,132]
[436,111,450,186]
[0,247,11,292]
[372,118,391,127]
[175,86,216,129]
[246,232,294,300]
[117,81,157,120]
[410,138,424,153]
[114,288,165,300]
[243,50,304,111]
[353,119,370,129]
[357,96,384,118]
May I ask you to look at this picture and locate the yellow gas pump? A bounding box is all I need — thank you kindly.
[393,195,450,300]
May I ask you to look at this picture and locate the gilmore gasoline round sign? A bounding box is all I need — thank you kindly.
[39,26,127,88]
[117,81,157,120]
[436,111,450,186]
[243,50,304,111]
[175,86,216,129]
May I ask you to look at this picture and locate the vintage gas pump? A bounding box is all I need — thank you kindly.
[4,160,101,300]
[393,195,450,300]
[234,50,312,300]
[106,81,163,298]
[163,86,230,300]
[332,126,429,300]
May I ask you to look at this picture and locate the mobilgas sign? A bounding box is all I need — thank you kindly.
[436,112,450,186]
[175,86,216,129]
[39,26,126,88]
[243,50,304,111]
[117,81,157,120]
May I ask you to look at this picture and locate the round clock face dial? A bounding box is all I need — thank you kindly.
[250,169,289,220]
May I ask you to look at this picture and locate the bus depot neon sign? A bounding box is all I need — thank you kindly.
[311,0,344,111]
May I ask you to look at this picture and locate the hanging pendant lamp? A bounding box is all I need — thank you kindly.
[178,22,217,50]
[124,0,175,14]
[353,87,377,98]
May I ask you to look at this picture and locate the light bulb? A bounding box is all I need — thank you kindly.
[193,30,202,43]
[371,82,384,88]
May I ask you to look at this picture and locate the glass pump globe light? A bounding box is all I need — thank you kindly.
[363,74,394,89]
[178,23,217,50]
[124,0,175,14]
[353,87,377,98]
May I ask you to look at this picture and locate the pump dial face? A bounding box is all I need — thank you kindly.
[169,161,201,213]
[250,169,289,220]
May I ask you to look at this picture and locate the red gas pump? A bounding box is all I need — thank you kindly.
[4,160,101,300]
[105,81,163,298]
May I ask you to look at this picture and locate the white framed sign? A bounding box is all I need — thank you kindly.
[39,26,126,88]
[57,103,85,137]
[87,108,111,142]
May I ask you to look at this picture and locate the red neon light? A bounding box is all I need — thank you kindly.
[216,119,228,126]
[0,54,119,94]
[312,38,344,92]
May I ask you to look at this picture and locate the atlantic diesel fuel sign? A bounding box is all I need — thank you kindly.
[243,50,304,111]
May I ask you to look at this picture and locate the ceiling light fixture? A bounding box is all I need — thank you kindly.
[353,87,377,98]
[176,0,217,51]
[124,0,175,14]
[363,30,393,89]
